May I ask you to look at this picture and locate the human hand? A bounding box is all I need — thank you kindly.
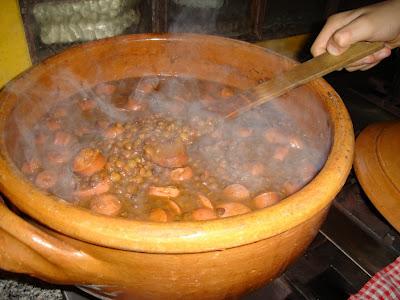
[311,0,400,71]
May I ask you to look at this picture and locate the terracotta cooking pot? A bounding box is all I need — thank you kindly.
[0,34,354,299]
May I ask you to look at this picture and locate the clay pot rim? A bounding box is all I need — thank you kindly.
[0,33,354,253]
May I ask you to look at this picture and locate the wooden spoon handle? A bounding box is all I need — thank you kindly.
[225,41,386,119]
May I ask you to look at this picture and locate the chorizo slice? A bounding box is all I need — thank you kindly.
[73,179,110,199]
[252,192,281,209]
[103,123,124,139]
[197,194,214,209]
[170,167,193,182]
[35,170,58,190]
[216,202,251,218]
[222,184,250,202]
[148,208,170,222]
[22,158,41,175]
[90,194,122,217]
[301,163,317,183]
[191,208,217,221]
[73,148,106,176]
[148,186,180,198]
[166,200,182,216]
[282,181,302,196]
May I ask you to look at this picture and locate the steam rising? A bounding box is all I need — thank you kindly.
[5,66,332,204]
[2,6,331,211]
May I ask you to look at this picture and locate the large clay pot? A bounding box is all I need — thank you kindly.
[0,34,354,299]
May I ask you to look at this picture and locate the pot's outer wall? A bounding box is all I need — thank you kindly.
[0,198,328,299]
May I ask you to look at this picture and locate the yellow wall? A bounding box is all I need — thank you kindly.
[0,0,32,88]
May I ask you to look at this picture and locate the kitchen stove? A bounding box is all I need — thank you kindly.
[1,51,399,300]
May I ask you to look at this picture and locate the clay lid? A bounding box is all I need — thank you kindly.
[354,121,400,232]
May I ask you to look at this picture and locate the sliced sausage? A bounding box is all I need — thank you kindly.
[166,200,182,216]
[148,208,169,222]
[73,179,110,199]
[35,170,57,190]
[21,158,41,175]
[90,194,122,217]
[283,181,302,196]
[216,202,251,218]
[73,148,106,176]
[170,167,193,182]
[301,163,317,183]
[222,184,250,202]
[197,194,214,209]
[191,208,217,221]
[103,123,124,139]
[148,186,180,198]
[252,192,281,209]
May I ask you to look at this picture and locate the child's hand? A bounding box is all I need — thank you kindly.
[311,0,400,71]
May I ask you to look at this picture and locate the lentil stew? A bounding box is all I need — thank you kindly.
[16,76,331,222]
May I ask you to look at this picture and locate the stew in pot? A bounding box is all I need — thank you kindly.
[16,76,326,222]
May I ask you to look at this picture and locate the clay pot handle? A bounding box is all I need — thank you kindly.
[0,197,117,284]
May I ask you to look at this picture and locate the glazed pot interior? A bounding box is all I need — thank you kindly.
[0,34,353,253]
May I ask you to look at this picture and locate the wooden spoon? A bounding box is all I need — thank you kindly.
[224,41,394,120]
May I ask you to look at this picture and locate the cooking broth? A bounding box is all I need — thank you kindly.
[16,76,329,221]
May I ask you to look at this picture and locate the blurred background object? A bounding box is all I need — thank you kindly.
[32,0,141,44]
